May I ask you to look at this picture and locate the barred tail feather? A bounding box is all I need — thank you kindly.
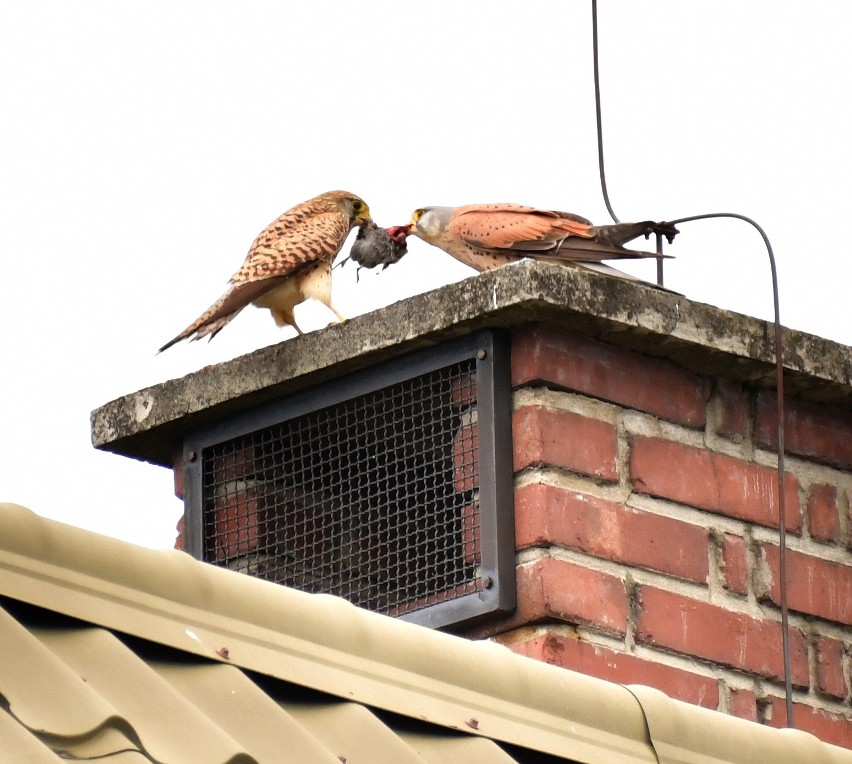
[157,277,284,353]
[551,239,670,262]
[590,221,679,249]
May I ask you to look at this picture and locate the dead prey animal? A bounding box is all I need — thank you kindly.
[341,222,411,280]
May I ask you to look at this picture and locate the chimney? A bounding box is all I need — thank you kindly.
[92,260,852,749]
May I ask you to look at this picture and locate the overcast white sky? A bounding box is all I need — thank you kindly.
[1,1,849,549]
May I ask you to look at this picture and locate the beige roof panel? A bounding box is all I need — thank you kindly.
[30,623,251,764]
[396,729,520,764]
[0,503,654,763]
[0,502,849,763]
[151,661,341,762]
[285,701,429,762]
[0,710,64,763]
[629,685,851,764]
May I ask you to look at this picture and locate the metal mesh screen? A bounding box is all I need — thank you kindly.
[200,359,483,616]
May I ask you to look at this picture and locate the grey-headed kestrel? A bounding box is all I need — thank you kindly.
[159,190,371,352]
[407,204,677,283]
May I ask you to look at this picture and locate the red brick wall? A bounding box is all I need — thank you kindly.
[474,324,852,749]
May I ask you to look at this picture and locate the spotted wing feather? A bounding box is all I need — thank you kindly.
[449,204,594,252]
[231,208,350,286]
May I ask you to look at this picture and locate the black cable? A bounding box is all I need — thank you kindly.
[667,214,792,727]
[667,216,792,726]
[592,0,619,224]
[590,1,794,728]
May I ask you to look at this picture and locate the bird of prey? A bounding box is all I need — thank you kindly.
[407,204,677,283]
[159,190,371,352]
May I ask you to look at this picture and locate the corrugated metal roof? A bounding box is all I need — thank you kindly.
[0,502,849,764]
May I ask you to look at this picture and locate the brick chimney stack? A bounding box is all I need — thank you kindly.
[466,324,851,747]
[92,261,852,749]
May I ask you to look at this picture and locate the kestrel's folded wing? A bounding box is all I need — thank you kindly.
[448,204,595,253]
[450,206,674,262]
[231,210,352,286]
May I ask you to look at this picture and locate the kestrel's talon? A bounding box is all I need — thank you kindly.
[158,191,371,352]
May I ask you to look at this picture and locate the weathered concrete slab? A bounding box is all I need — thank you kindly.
[91,260,852,467]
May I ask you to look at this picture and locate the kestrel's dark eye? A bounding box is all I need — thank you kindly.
[352,200,363,211]
[413,209,424,220]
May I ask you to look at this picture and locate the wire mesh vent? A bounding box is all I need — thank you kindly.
[184,330,515,629]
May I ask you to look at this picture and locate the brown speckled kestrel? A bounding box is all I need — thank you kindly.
[159,190,371,352]
[408,204,677,283]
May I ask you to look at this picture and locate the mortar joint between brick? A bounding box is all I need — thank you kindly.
[621,409,706,449]
[514,467,632,503]
[717,679,733,715]
[706,529,726,602]
[841,487,852,551]
[805,630,820,703]
[515,547,550,566]
[512,387,621,423]
[514,464,620,491]
[755,693,773,725]
[739,526,759,606]
[615,414,633,497]
[703,378,726,456]
[624,572,638,651]
[796,480,811,543]
[750,533,772,603]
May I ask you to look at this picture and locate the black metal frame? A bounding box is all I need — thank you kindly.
[183,329,516,629]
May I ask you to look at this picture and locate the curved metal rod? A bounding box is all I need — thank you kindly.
[592,0,620,224]
[667,212,793,727]
[589,2,792,721]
